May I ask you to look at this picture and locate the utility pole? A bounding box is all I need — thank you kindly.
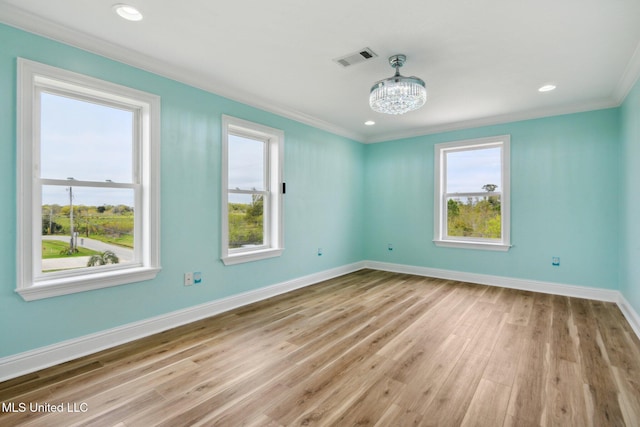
[68,185,75,252]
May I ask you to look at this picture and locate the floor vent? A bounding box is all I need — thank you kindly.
[333,48,378,68]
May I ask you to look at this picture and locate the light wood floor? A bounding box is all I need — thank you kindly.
[2,269,640,426]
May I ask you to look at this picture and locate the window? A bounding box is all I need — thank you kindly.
[17,58,160,300]
[434,135,511,251]
[221,116,284,265]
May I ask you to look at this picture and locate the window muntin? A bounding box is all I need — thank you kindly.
[227,133,268,250]
[38,91,139,277]
[17,58,160,300]
[221,116,283,265]
[434,135,511,251]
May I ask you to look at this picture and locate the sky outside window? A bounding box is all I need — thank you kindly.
[228,134,265,204]
[40,92,134,206]
[446,147,501,193]
[228,134,264,190]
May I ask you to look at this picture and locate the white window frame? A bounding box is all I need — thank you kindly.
[434,135,511,251]
[221,115,284,265]
[16,58,161,301]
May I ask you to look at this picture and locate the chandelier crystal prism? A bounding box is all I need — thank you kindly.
[369,54,427,115]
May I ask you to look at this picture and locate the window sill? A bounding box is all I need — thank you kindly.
[433,239,512,252]
[222,248,283,265]
[16,266,161,301]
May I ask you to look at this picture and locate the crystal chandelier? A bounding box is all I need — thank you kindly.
[369,54,427,115]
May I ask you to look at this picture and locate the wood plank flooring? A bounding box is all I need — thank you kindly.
[2,269,640,426]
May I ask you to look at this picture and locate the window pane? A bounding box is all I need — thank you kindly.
[446,147,501,193]
[228,134,265,190]
[228,193,264,249]
[40,92,133,182]
[41,185,135,273]
[446,194,501,239]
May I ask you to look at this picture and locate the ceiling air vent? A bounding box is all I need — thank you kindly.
[333,48,378,68]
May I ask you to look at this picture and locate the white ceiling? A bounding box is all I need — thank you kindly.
[2,0,640,143]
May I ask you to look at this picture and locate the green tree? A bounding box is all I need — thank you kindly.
[446,184,502,239]
[87,250,120,267]
[42,217,63,235]
[485,214,502,238]
[228,194,264,248]
[112,204,132,214]
[447,199,460,218]
[59,245,79,256]
[247,194,264,220]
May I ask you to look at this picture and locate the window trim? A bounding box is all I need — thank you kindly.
[221,115,284,265]
[16,58,161,301]
[433,135,511,251]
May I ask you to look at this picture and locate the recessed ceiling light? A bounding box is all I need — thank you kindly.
[113,4,143,21]
[538,84,556,92]
[364,120,376,126]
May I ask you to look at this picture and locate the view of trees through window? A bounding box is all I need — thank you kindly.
[444,145,502,240]
[39,91,135,273]
[228,194,264,248]
[41,199,133,272]
[227,133,267,250]
[447,186,501,239]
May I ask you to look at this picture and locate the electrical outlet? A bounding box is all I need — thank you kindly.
[184,272,194,286]
[317,248,323,256]
[388,243,393,251]
[552,257,560,266]
[194,272,202,284]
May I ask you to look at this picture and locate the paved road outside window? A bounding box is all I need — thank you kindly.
[41,235,133,270]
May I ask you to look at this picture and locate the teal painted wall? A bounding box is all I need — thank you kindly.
[0,24,364,357]
[620,78,640,313]
[363,110,620,289]
[0,22,634,361]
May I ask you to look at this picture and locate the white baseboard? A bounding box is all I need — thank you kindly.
[0,261,366,382]
[2,259,639,383]
[365,260,640,339]
[364,260,620,301]
[616,293,640,339]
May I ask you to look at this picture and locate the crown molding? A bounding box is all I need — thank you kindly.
[614,39,640,104]
[2,4,637,146]
[362,98,620,143]
[0,6,365,143]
